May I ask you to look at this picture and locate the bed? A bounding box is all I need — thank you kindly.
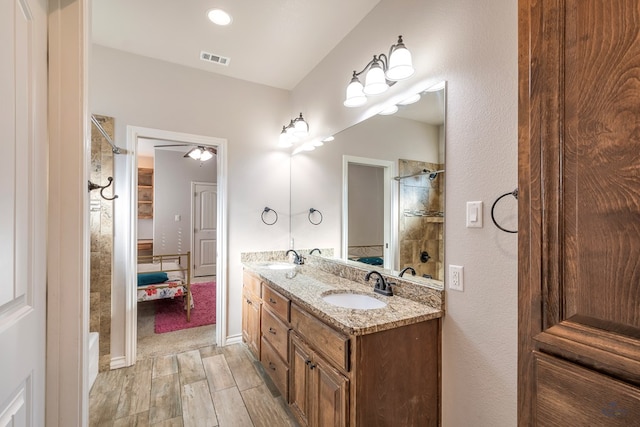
[348,245,384,266]
[137,252,192,321]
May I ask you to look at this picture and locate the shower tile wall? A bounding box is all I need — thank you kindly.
[90,115,114,372]
[399,159,444,280]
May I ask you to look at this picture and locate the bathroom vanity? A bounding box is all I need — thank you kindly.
[242,256,444,426]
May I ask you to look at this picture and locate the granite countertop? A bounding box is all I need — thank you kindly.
[243,262,443,336]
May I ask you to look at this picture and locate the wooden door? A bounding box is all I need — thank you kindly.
[313,355,349,427]
[241,289,260,359]
[0,0,48,424]
[192,182,216,277]
[290,333,313,426]
[519,1,640,424]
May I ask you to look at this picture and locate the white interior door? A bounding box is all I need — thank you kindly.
[192,182,217,277]
[0,0,47,424]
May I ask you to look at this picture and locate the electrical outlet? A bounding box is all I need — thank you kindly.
[449,265,464,291]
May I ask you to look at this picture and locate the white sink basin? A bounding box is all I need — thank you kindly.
[322,293,387,310]
[260,262,296,270]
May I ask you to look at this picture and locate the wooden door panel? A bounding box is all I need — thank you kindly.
[563,0,640,330]
[535,352,640,425]
[519,0,640,424]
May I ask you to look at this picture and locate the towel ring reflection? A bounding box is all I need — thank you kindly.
[308,208,323,225]
[261,207,278,225]
[491,188,518,233]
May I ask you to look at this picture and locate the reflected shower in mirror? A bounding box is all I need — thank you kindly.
[290,81,446,284]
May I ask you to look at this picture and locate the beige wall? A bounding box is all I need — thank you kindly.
[291,0,518,425]
[90,45,292,357]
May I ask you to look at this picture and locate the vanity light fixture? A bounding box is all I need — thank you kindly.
[398,93,421,105]
[279,113,309,148]
[344,35,415,108]
[184,146,215,161]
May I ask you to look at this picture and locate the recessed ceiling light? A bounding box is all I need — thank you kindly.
[207,9,232,26]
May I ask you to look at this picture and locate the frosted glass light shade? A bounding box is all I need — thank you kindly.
[386,46,414,81]
[344,78,367,107]
[363,64,389,95]
[278,127,292,148]
[187,147,203,159]
[399,93,421,105]
[294,113,309,136]
[199,149,214,161]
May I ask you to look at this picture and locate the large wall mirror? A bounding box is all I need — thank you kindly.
[290,81,446,285]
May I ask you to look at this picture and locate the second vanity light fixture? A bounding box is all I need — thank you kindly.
[278,113,309,148]
[344,35,415,108]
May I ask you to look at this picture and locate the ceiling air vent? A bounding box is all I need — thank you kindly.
[200,51,230,66]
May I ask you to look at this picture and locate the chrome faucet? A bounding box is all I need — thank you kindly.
[286,249,304,265]
[365,270,395,296]
[399,266,416,278]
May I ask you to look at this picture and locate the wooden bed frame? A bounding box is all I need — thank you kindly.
[137,252,192,321]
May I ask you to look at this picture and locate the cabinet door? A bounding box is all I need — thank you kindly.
[519,1,640,424]
[242,290,260,359]
[289,333,313,426]
[313,355,349,427]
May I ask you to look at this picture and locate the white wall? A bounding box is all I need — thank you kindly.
[90,45,292,357]
[154,150,216,255]
[291,0,518,425]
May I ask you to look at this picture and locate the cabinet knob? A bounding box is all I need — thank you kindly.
[305,359,311,366]
[309,363,316,370]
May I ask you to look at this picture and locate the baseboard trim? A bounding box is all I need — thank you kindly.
[224,334,242,346]
[110,356,127,370]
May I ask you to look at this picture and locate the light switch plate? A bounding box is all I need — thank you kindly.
[466,201,483,228]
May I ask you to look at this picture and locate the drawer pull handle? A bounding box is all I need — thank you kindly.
[246,299,252,305]
[269,298,276,304]
[268,327,277,334]
[269,362,276,371]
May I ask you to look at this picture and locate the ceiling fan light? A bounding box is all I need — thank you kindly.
[199,149,214,161]
[363,62,389,95]
[186,147,203,159]
[344,75,367,107]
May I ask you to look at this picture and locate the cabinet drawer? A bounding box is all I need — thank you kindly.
[262,306,290,362]
[261,336,289,399]
[262,284,290,322]
[291,303,349,372]
[535,352,640,425]
[243,271,262,297]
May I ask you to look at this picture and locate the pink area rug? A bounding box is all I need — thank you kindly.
[154,281,216,334]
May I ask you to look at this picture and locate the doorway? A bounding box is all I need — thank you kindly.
[117,126,228,367]
[342,155,396,270]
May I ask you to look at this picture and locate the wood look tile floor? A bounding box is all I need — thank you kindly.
[89,343,298,427]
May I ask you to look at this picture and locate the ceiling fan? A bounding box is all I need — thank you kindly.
[154,143,217,161]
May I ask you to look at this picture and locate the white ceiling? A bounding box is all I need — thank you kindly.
[92,0,381,90]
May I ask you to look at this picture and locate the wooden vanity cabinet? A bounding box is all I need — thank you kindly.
[260,283,292,398]
[241,272,262,359]
[289,302,440,427]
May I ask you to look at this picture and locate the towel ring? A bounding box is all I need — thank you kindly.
[491,188,518,233]
[308,208,323,225]
[261,207,278,225]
